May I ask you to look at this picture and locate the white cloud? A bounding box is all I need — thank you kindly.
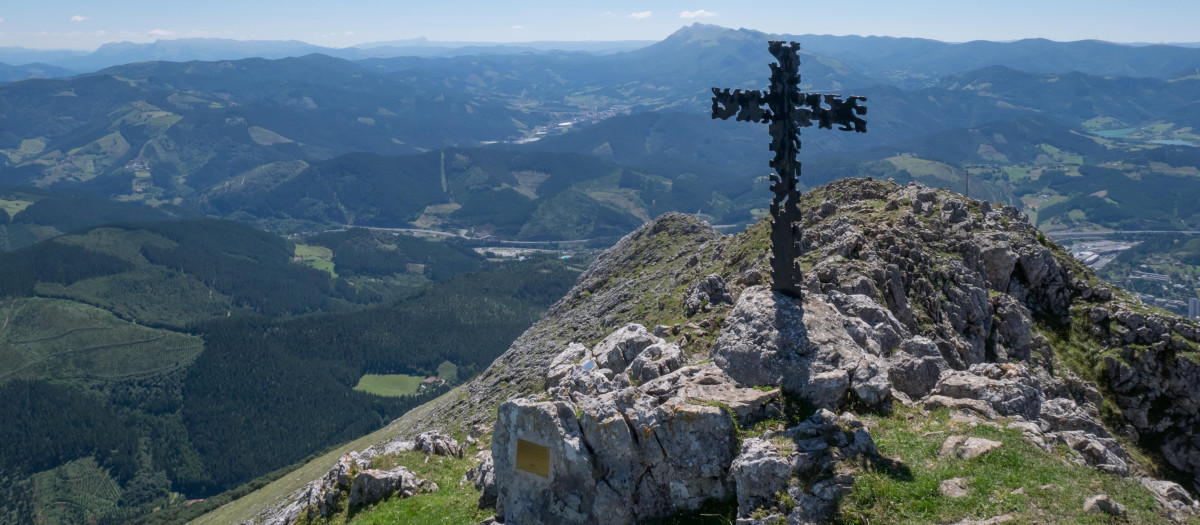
[147,29,174,37]
[0,17,6,23]
[511,25,525,30]
[627,11,653,19]
[680,10,717,18]
[69,15,88,22]
[345,30,355,35]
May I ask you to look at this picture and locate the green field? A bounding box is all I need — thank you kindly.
[886,156,961,182]
[353,374,426,397]
[295,243,337,277]
[0,198,34,219]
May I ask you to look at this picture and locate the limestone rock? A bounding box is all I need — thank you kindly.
[492,363,779,524]
[415,430,464,458]
[593,324,662,372]
[462,450,496,509]
[546,343,590,388]
[889,336,947,398]
[684,273,733,316]
[1047,431,1129,475]
[627,342,684,384]
[730,439,792,516]
[347,465,435,507]
[711,286,891,410]
[930,363,1042,421]
[940,435,1002,459]
[1083,494,1126,517]
[939,477,971,498]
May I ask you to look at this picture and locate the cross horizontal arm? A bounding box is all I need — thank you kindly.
[711,88,769,122]
[798,94,868,133]
[711,88,868,133]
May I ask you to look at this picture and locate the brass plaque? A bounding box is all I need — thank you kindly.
[516,439,550,477]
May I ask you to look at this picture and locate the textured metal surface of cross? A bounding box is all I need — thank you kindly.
[711,41,868,298]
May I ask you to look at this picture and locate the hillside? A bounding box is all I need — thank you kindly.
[199,147,751,238]
[0,25,1197,246]
[0,54,535,204]
[202,178,1200,524]
[0,218,583,524]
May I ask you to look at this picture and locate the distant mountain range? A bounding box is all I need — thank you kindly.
[0,23,1198,239]
[4,23,1200,83]
[0,37,656,79]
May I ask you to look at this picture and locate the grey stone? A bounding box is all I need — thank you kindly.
[593,324,662,373]
[930,363,1043,421]
[545,343,590,388]
[939,477,971,498]
[940,435,1002,459]
[731,439,792,517]
[415,430,464,458]
[627,342,684,384]
[685,273,733,317]
[1047,431,1129,476]
[493,363,777,525]
[889,337,947,398]
[711,287,890,410]
[462,450,496,509]
[347,465,435,507]
[1083,494,1126,517]
[923,395,999,419]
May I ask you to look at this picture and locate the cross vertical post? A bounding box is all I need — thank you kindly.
[712,41,868,298]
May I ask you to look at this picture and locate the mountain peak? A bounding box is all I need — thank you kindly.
[279,177,1200,524]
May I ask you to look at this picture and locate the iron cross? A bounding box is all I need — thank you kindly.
[712,41,868,298]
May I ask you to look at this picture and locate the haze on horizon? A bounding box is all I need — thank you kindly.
[0,0,1196,51]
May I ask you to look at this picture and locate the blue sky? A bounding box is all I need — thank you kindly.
[1,1,1197,50]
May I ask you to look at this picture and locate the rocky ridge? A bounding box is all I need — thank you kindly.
[244,178,1200,524]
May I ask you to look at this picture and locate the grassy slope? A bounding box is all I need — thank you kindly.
[189,391,460,525]
[838,405,1168,524]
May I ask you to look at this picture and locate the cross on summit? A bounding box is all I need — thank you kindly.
[712,41,869,298]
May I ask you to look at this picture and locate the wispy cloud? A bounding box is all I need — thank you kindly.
[627,11,653,19]
[679,10,717,18]
[512,25,525,30]
[0,17,6,23]
[147,29,174,37]
[69,15,88,22]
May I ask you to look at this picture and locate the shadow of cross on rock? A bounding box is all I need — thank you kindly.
[490,285,907,525]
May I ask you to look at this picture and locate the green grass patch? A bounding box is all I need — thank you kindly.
[0,198,34,218]
[295,243,337,278]
[886,157,960,182]
[353,374,426,397]
[835,405,1167,524]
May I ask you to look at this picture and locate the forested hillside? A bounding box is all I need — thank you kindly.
[0,218,581,524]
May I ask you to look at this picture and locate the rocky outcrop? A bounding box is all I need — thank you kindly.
[684,273,733,316]
[461,450,497,509]
[258,451,436,525]
[711,286,893,410]
[245,179,1200,525]
[492,324,780,524]
[252,431,465,524]
[731,410,882,524]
